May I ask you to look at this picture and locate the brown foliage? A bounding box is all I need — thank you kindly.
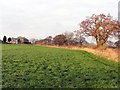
[53,34,67,46]
[80,14,119,48]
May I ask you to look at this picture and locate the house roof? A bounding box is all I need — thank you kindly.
[11,38,18,40]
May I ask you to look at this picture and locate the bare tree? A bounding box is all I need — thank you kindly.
[74,30,88,45]
[30,38,38,44]
[64,31,74,45]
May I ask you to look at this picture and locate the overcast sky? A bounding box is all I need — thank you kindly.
[0,0,119,40]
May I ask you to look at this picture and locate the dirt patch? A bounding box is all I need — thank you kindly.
[35,44,118,62]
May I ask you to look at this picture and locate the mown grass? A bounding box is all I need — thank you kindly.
[2,44,119,88]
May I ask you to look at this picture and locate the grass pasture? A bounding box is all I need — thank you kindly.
[2,44,119,88]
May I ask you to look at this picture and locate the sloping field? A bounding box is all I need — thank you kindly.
[2,44,118,88]
[37,45,118,62]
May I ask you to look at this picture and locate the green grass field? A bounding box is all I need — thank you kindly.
[2,44,119,88]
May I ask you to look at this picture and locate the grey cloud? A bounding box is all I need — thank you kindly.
[0,0,119,39]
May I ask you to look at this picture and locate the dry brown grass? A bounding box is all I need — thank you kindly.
[35,44,118,62]
[79,47,118,62]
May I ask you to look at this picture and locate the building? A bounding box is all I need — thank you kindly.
[11,38,18,44]
[10,36,30,44]
[18,36,30,44]
[35,36,53,45]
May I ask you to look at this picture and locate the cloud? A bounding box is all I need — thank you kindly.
[0,0,119,39]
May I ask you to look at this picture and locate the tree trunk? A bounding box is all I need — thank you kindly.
[96,39,107,49]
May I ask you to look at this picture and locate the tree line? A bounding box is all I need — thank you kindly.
[35,31,88,46]
[1,13,119,48]
[36,14,119,48]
